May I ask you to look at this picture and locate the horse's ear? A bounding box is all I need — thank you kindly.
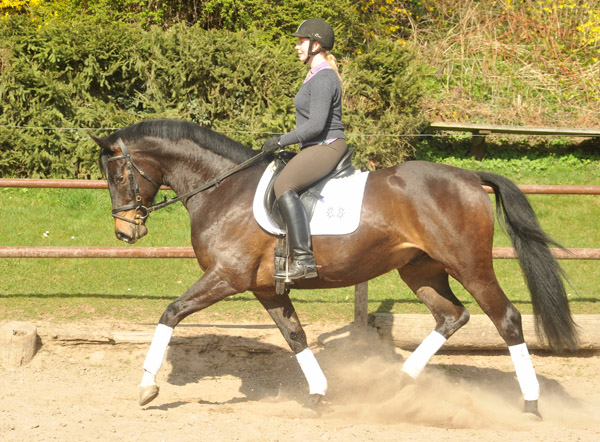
[89,133,114,152]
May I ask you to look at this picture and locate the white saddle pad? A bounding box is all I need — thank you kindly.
[252,161,370,236]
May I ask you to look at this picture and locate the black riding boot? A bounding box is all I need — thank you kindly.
[274,190,318,280]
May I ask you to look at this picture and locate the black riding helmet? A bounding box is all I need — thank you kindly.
[291,19,335,64]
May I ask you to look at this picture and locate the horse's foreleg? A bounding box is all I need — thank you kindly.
[255,292,327,407]
[139,323,173,405]
[398,259,470,379]
[139,272,240,406]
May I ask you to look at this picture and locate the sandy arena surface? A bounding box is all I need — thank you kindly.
[1,320,599,441]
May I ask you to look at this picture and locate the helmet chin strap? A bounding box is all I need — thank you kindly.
[304,38,321,65]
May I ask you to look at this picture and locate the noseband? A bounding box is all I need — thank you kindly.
[106,137,267,226]
[107,138,160,225]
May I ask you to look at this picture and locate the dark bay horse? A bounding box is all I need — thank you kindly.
[91,119,577,417]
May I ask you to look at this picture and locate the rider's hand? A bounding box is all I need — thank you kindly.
[262,136,281,153]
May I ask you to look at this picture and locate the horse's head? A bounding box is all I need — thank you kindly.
[91,134,161,244]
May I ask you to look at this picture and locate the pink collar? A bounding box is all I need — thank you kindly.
[304,61,332,83]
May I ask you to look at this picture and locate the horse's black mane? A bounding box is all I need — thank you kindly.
[107,119,257,164]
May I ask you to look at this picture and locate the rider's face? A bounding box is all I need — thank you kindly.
[295,38,310,62]
[295,38,321,63]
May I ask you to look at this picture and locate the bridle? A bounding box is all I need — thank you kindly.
[106,137,267,226]
[107,138,160,225]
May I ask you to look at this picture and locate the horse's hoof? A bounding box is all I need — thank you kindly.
[300,394,325,418]
[303,394,324,410]
[397,371,418,393]
[399,370,417,386]
[139,384,159,406]
[523,400,543,420]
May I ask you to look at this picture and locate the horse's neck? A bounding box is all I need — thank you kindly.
[161,146,264,216]
[160,145,236,195]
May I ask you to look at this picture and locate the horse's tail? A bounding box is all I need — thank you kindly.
[477,171,578,352]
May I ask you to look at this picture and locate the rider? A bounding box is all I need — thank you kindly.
[262,18,347,281]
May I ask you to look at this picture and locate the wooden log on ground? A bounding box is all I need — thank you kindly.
[369,314,600,351]
[0,322,38,368]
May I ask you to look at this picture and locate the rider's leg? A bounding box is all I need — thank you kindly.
[273,140,347,280]
[275,190,318,279]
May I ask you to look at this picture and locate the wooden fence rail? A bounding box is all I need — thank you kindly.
[2,178,598,328]
[2,178,600,195]
[1,246,598,260]
[0,178,169,190]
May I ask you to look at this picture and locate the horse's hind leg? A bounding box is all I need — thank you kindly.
[398,258,470,378]
[400,257,541,416]
[255,291,327,408]
[456,268,541,416]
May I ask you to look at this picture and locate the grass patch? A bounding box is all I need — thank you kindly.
[1,154,599,324]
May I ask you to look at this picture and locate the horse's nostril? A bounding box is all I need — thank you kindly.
[116,231,134,243]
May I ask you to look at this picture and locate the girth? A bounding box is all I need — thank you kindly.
[264,148,356,229]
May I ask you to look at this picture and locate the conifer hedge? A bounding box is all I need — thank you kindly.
[0,13,424,178]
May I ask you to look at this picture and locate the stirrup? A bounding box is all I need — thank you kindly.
[274,260,318,281]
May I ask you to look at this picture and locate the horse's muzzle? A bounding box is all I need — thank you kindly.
[115,226,148,244]
[114,212,148,244]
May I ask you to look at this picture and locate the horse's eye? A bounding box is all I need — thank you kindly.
[116,175,125,184]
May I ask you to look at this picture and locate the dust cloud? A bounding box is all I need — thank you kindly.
[311,326,600,431]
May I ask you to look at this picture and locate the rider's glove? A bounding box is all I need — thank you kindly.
[262,136,281,153]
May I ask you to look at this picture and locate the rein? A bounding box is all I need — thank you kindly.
[108,137,267,225]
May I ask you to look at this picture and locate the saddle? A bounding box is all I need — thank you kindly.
[264,148,356,229]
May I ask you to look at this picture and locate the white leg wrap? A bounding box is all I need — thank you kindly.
[142,324,174,376]
[401,331,447,379]
[509,343,540,401]
[296,348,328,396]
[140,370,156,387]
